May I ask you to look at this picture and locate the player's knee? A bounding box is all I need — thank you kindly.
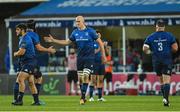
[84,75,89,83]
[78,71,83,83]
[99,79,103,84]
[89,79,95,86]
[97,75,102,81]
[18,77,24,84]
[28,81,34,87]
[36,77,42,84]
[91,76,96,85]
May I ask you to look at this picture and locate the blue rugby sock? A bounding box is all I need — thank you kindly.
[13,82,19,101]
[164,84,170,102]
[89,86,94,98]
[98,88,102,99]
[80,84,83,97]
[35,83,41,95]
[80,84,82,92]
[160,85,164,98]
[81,83,88,99]
[84,83,88,94]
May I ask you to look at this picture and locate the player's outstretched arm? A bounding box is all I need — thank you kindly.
[14,48,26,57]
[35,44,56,54]
[44,34,72,46]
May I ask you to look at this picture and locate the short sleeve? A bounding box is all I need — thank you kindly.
[144,35,151,46]
[90,28,98,40]
[27,32,40,45]
[20,39,27,49]
[69,30,75,42]
[33,33,40,45]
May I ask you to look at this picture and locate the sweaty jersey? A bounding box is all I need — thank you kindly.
[18,34,35,62]
[144,31,176,64]
[69,27,98,60]
[94,41,102,63]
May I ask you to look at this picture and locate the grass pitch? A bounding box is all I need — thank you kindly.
[0,95,180,111]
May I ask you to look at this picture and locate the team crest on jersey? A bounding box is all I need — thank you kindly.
[94,44,97,47]
[75,33,78,36]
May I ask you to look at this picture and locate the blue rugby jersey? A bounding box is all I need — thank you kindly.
[144,31,176,64]
[70,27,98,60]
[26,30,40,54]
[18,34,36,62]
[26,30,40,45]
[94,41,102,63]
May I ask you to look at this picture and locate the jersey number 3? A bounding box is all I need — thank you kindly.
[158,42,163,51]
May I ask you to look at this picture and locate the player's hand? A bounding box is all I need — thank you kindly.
[104,41,108,47]
[48,46,56,54]
[14,52,17,57]
[97,32,101,38]
[44,34,54,43]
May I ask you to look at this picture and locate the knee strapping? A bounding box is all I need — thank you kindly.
[78,71,83,76]
[83,68,91,76]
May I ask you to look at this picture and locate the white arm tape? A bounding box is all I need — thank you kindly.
[143,44,150,48]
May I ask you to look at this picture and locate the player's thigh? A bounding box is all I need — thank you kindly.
[162,64,172,83]
[153,62,163,76]
[28,75,35,84]
[17,71,29,82]
[90,74,96,85]
[34,76,43,84]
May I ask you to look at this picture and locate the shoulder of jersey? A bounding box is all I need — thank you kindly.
[28,31,38,36]
[23,34,31,41]
[86,27,94,30]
